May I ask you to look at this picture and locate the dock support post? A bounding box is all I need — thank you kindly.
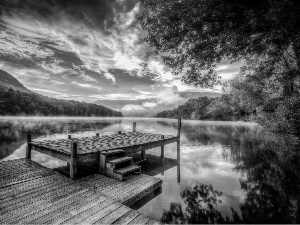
[96,133,99,137]
[26,133,32,159]
[160,135,165,166]
[99,153,107,175]
[177,118,181,163]
[133,122,136,132]
[70,141,78,179]
[67,132,71,170]
[141,149,145,160]
[177,164,181,184]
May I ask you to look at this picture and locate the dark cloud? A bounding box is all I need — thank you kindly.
[1,0,139,31]
[109,69,156,86]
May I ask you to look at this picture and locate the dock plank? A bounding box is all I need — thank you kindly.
[8,189,90,224]
[57,199,113,225]
[79,202,121,224]
[0,159,162,224]
[113,210,140,225]
[95,205,131,224]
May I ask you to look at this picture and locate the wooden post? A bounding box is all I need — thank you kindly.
[98,153,107,175]
[177,164,181,184]
[140,145,145,161]
[141,149,145,160]
[177,118,181,163]
[177,118,181,137]
[160,135,165,166]
[96,133,99,137]
[70,141,78,179]
[133,122,136,132]
[68,134,71,139]
[118,131,122,134]
[26,133,32,159]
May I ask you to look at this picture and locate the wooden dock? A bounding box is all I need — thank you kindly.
[26,119,181,179]
[0,119,182,224]
[0,158,162,224]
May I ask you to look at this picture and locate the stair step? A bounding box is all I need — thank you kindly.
[108,156,132,165]
[101,149,124,156]
[114,165,141,175]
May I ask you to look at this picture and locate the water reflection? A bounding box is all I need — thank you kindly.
[161,184,241,224]
[234,132,300,224]
[160,124,300,224]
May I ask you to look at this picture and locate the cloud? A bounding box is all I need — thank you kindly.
[156,88,185,105]
[29,88,63,95]
[122,104,145,111]
[121,87,186,116]
[142,102,156,108]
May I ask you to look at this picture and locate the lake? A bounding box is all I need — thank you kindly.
[0,117,299,224]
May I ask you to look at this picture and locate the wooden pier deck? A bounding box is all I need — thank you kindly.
[26,120,181,179]
[0,158,162,224]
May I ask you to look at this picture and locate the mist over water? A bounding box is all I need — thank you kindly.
[0,117,299,223]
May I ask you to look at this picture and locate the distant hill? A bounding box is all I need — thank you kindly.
[94,99,155,110]
[156,96,217,119]
[0,69,31,92]
[94,92,220,112]
[0,70,123,117]
[176,91,221,99]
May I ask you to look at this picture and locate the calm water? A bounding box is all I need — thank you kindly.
[0,117,299,224]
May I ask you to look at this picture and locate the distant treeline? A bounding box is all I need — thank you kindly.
[0,86,123,117]
[157,96,251,121]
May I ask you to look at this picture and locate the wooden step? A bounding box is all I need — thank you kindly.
[108,157,133,166]
[114,165,141,176]
[101,149,124,156]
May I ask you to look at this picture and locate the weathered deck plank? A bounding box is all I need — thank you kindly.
[0,159,162,224]
[30,132,176,155]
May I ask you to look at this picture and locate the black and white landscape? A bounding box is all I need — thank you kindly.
[0,0,299,224]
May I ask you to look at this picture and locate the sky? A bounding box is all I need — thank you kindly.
[0,0,243,115]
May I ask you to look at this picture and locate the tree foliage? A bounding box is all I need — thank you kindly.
[138,0,300,87]
[225,52,300,133]
[156,96,250,121]
[0,86,123,117]
[157,97,216,120]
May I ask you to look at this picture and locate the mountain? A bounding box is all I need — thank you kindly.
[0,70,123,117]
[0,69,31,92]
[176,91,221,99]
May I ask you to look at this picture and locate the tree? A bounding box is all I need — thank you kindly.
[138,0,300,87]
[225,54,300,133]
[205,98,234,120]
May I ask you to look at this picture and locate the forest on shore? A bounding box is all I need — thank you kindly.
[0,86,123,117]
[0,70,123,117]
[156,94,252,122]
